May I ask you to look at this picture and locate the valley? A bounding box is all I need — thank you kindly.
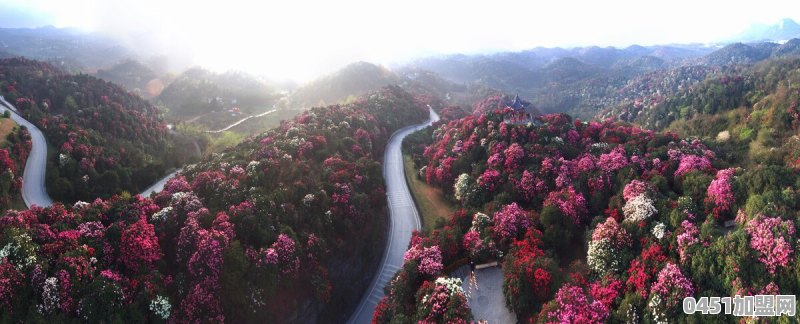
[0,10,799,324]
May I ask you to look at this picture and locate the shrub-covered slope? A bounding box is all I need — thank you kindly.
[0,57,196,202]
[0,86,429,323]
[375,95,800,323]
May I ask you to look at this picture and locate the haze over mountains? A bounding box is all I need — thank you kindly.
[4,4,800,323]
[0,18,797,88]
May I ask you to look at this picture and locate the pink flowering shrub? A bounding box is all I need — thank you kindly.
[676,220,699,263]
[674,154,712,178]
[478,169,502,192]
[622,180,653,201]
[461,230,497,261]
[0,262,23,310]
[706,168,735,219]
[544,186,588,225]
[492,203,530,241]
[119,219,162,272]
[541,284,609,324]
[403,244,443,276]
[598,146,629,173]
[414,277,472,323]
[513,170,546,202]
[650,263,694,314]
[745,215,795,274]
[503,143,525,170]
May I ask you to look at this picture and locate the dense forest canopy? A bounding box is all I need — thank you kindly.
[0,57,196,202]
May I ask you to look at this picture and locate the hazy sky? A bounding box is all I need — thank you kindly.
[1,0,799,81]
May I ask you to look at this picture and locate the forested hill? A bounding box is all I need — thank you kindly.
[375,92,800,322]
[0,57,196,202]
[0,86,433,323]
[597,56,800,167]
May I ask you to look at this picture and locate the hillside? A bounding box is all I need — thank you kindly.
[0,57,196,202]
[375,92,800,322]
[289,62,401,108]
[0,86,432,323]
[403,44,720,117]
[0,112,30,209]
[95,59,162,98]
[0,27,134,72]
[156,67,281,133]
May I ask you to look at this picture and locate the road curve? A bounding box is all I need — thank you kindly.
[205,109,277,133]
[139,169,181,197]
[0,96,54,208]
[348,107,440,324]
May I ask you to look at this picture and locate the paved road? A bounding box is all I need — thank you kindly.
[348,107,439,324]
[1,94,184,205]
[206,109,277,133]
[453,265,515,323]
[139,169,181,197]
[0,96,54,208]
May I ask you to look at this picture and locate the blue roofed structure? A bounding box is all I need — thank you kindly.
[505,94,541,125]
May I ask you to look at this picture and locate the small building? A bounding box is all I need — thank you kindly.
[505,94,541,124]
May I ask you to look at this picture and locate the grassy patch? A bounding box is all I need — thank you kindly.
[0,117,17,146]
[403,154,455,231]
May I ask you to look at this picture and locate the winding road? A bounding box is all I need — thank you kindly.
[348,107,439,324]
[4,93,442,322]
[0,96,185,207]
[205,109,276,133]
[0,96,53,208]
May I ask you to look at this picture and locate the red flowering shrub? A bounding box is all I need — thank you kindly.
[503,228,557,318]
[119,219,161,272]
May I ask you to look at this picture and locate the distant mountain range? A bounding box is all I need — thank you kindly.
[733,18,800,42]
[0,26,133,72]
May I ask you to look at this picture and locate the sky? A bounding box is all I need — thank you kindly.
[1,0,799,81]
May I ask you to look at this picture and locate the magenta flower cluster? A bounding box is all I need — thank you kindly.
[706,168,735,219]
[676,220,699,263]
[598,146,629,173]
[651,263,694,308]
[674,154,712,178]
[544,186,588,225]
[403,244,444,276]
[546,284,608,323]
[492,203,530,241]
[745,216,795,274]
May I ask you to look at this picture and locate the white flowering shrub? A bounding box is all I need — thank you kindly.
[151,206,174,222]
[246,160,261,176]
[623,194,657,223]
[471,212,491,232]
[38,277,59,314]
[0,231,37,269]
[453,173,472,202]
[73,201,90,210]
[302,194,316,207]
[587,239,625,274]
[652,222,666,240]
[435,277,464,295]
[149,295,172,320]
